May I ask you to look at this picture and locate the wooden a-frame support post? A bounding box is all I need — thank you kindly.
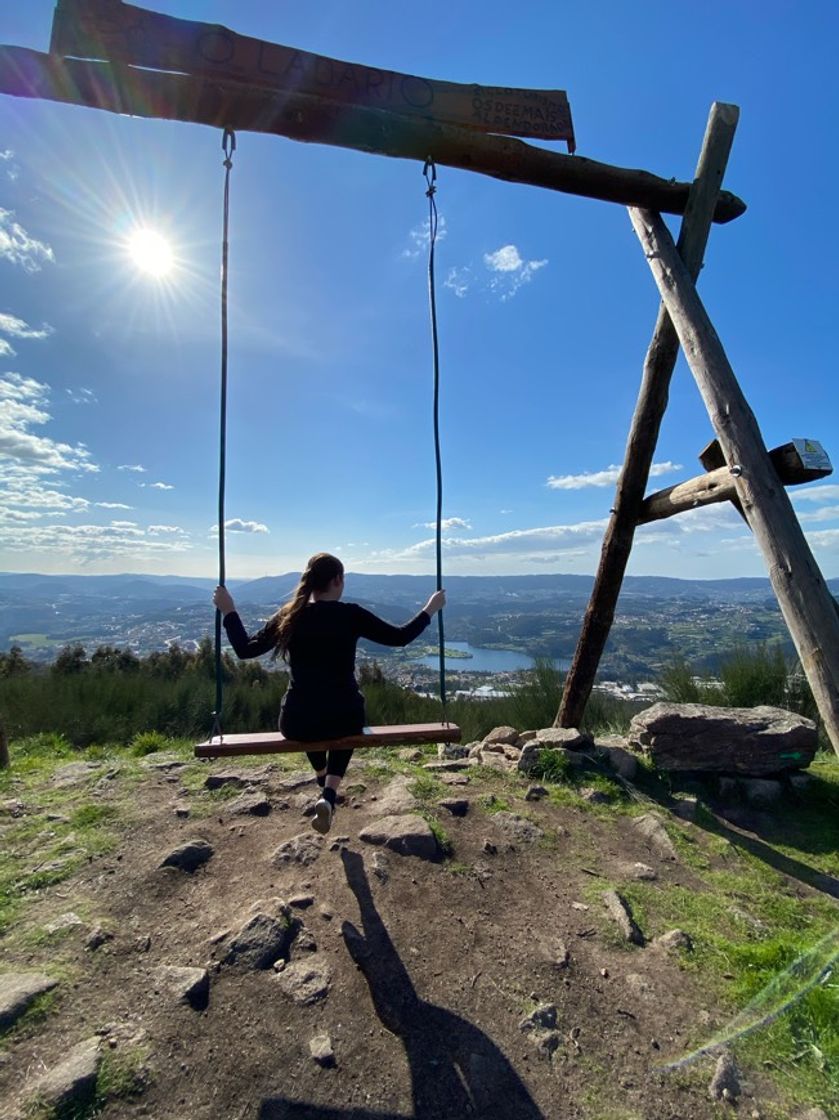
[558,102,739,730]
[627,209,839,757]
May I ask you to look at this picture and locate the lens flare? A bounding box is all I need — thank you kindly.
[662,927,838,1070]
[127,228,174,277]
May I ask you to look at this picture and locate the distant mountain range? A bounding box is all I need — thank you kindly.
[1,571,835,674]
[2,570,834,605]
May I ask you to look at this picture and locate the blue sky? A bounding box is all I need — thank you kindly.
[1,0,837,581]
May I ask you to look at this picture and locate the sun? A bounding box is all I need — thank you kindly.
[126,227,175,277]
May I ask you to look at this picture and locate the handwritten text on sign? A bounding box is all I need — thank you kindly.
[51,0,575,149]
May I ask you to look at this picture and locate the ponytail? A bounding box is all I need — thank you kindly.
[270,552,344,658]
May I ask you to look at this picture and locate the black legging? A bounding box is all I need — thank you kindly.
[306,749,354,779]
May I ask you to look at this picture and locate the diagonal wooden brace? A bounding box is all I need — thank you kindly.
[557,103,740,730]
[628,207,839,758]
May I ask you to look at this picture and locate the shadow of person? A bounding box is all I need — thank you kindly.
[259,849,545,1120]
[338,847,544,1120]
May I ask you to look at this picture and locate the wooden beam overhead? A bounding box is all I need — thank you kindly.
[0,47,747,222]
[49,0,576,149]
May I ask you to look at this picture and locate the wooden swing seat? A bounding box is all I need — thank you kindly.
[194,722,462,759]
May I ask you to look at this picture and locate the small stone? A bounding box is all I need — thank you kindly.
[160,839,214,873]
[600,968,609,978]
[741,778,783,807]
[525,785,548,801]
[602,889,645,945]
[579,787,611,805]
[630,862,657,881]
[154,965,209,1010]
[358,814,440,860]
[289,893,315,909]
[571,902,589,912]
[295,926,317,952]
[492,812,544,844]
[371,853,389,883]
[26,1037,101,1113]
[654,929,693,953]
[519,1004,557,1032]
[44,912,83,935]
[482,726,520,746]
[173,802,190,818]
[709,1051,740,1101]
[309,1032,336,1067]
[225,913,296,970]
[0,973,58,1031]
[273,957,332,1005]
[228,792,272,816]
[273,833,324,866]
[85,927,113,951]
[482,840,497,855]
[633,813,678,860]
[534,1030,561,1058]
[672,796,698,822]
[272,959,286,973]
[438,798,469,817]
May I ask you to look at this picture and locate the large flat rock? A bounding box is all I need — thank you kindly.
[628,702,817,774]
[358,814,440,860]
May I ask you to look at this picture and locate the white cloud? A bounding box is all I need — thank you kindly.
[483,244,548,301]
[95,501,132,510]
[441,244,548,302]
[0,339,15,358]
[142,481,174,490]
[0,372,97,474]
[66,387,98,406]
[0,313,53,341]
[118,464,146,473]
[793,484,839,503]
[0,210,55,272]
[797,505,839,524]
[0,519,194,562]
[148,524,184,535]
[416,516,472,531]
[373,519,609,564]
[0,150,18,181]
[402,215,447,259]
[806,528,839,548]
[212,518,269,534]
[484,245,526,272]
[443,266,472,299]
[547,460,683,490]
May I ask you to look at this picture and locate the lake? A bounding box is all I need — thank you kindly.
[416,641,567,673]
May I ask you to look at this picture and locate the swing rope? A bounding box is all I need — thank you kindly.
[211,127,236,740]
[423,157,447,717]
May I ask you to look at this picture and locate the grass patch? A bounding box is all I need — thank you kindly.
[478,793,513,814]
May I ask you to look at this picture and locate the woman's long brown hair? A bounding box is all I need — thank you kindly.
[271,553,344,658]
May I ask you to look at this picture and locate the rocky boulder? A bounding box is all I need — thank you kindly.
[628,703,817,774]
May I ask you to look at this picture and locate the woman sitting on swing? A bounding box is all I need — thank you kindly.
[213,552,445,835]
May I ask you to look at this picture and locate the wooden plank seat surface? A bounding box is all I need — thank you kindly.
[194,722,462,759]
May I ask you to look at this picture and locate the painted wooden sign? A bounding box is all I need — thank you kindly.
[50,0,575,150]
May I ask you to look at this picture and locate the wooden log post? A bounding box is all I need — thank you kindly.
[0,48,746,223]
[0,721,8,770]
[557,102,740,730]
[628,207,839,758]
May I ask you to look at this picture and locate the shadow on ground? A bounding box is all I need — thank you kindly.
[259,848,545,1120]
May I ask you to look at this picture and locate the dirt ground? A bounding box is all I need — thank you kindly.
[0,751,807,1119]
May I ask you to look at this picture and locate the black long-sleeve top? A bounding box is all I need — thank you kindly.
[223,600,431,697]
